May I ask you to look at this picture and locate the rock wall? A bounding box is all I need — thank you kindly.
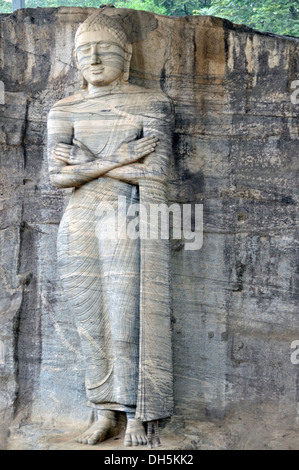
[0,7,298,450]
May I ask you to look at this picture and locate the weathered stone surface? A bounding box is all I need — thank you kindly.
[0,7,298,450]
[48,12,175,447]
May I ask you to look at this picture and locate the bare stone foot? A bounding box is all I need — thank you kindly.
[124,418,147,446]
[76,410,117,446]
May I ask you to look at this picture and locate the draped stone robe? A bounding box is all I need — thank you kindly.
[47,82,174,422]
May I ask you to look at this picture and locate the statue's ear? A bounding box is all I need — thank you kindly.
[73,48,79,69]
[123,43,132,82]
[74,48,87,89]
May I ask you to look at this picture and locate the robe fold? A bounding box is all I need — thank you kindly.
[48,82,174,421]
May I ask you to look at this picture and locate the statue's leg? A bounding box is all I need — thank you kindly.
[58,203,115,403]
[57,197,118,445]
[97,185,146,446]
[58,181,141,445]
[97,185,140,406]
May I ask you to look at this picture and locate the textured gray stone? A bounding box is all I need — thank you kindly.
[48,12,175,446]
[0,7,298,450]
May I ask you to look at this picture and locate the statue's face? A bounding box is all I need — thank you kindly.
[76,29,127,87]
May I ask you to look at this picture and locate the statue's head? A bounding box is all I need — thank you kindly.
[74,12,132,88]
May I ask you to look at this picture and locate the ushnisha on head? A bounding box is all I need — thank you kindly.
[74,12,132,89]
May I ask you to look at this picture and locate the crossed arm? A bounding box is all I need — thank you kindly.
[47,98,173,189]
[49,135,159,188]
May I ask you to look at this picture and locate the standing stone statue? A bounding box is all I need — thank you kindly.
[47,11,174,447]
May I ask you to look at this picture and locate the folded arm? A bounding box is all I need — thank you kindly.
[47,93,174,189]
[106,95,174,185]
[48,107,158,189]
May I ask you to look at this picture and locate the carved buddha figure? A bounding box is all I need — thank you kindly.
[48,11,174,446]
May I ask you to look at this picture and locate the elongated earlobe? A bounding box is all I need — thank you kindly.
[73,48,79,69]
[123,43,132,82]
[80,75,88,89]
[74,48,88,89]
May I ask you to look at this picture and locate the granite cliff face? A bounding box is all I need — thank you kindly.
[0,7,298,450]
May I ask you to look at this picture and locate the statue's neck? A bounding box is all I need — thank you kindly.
[87,80,123,97]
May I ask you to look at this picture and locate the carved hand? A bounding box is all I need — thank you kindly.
[106,161,165,185]
[115,135,159,165]
[54,139,96,165]
[50,135,160,189]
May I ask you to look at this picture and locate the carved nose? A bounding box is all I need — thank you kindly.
[91,54,101,65]
[91,45,101,65]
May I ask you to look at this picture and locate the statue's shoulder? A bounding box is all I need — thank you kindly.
[124,83,173,111]
[49,92,84,112]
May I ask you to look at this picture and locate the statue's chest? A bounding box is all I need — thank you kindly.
[73,104,142,157]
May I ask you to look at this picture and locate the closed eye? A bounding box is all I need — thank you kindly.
[78,45,91,53]
[99,43,112,50]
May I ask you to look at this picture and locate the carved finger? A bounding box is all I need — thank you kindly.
[136,141,157,151]
[137,149,155,158]
[55,148,72,156]
[138,142,157,151]
[56,153,72,160]
[137,146,155,156]
[136,146,157,155]
[54,149,72,160]
[134,141,156,152]
[56,145,73,154]
[136,137,158,148]
[54,155,70,163]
